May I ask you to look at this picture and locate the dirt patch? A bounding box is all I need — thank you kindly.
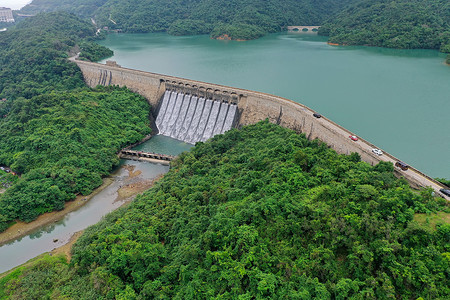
[214,34,246,41]
[116,175,163,201]
[414,211,450,230]
[123,164,142,178]
[0,178,114,247]
[50,230,84,261]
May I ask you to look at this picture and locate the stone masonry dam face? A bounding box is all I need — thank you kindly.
[71,59,448,196]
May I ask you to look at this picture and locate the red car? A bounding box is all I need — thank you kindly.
[349,135,358,141]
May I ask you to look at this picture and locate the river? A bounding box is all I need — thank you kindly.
[0,136,191,273]
[99,32,450,179]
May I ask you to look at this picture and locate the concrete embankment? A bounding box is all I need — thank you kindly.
[71,58,448,199]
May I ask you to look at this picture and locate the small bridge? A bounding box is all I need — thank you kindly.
[287,26,320,32]
[120,150,175,165]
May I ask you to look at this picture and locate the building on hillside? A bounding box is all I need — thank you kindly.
[0,7,15,23]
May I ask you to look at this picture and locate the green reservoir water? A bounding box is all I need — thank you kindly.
[134,135,193,156]
[99,32,450,179]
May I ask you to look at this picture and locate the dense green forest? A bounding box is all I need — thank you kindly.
[19,0,356,40]
[1,121,448,298]
[319,0,450,53]
[0,12,150,231]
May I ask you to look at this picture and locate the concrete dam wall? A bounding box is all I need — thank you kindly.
[156,90,238,144]
[72,59,447,196]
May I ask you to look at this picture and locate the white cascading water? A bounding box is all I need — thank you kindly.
[155,91,237,144]
[201,100,221,142]
[185,97,205,143]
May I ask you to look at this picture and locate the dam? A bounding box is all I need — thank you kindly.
[70,57,449,199]
[155,90,237,144]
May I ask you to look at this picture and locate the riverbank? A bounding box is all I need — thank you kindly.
[49,174,164,259]
[0,164,165,276]
[0,178,114,247]
[0,162,165,247]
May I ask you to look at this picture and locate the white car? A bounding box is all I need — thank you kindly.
[372,148,383,156]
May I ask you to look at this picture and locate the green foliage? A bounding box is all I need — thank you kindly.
[0,86,151,227]
[78,41,114,62]
[20,0,357,40]
[167,19,213,36]
[0,12,96,100]
[436,177,450,187]
[0,254,101,300]
[320,0,450,52]
[4,121,448,298]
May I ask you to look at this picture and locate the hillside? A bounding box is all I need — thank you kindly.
[19,0,357,40]
[0,12,150,232]
[19,0,450,56]
[1,121,448,298]
[0,12,111,100]
[319,0,450,53]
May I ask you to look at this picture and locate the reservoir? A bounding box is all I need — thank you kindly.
[99,32,450,179]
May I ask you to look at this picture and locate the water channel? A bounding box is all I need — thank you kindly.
[100,32,450,179]
[0,137,192,273]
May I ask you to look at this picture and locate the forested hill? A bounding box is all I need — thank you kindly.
[0,12,112,100]
[319,0,450,53]
[0,12,149,232]
[19,0,357,40]
[19,0,450,54]
[1,121,449,298]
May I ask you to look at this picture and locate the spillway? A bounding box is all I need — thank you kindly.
[155,91,237,144]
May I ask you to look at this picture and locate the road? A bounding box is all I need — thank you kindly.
[314,113,450,201]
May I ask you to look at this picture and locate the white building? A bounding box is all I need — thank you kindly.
[0,7,15,23]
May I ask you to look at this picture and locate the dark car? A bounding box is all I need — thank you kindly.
[395,161,409,171]
[313,113,321,118]
[440,188,450,197]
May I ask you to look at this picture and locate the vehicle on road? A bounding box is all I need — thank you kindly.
[349,135,358,141]
[440,188,450,197]
[372,148,383,156]
[313,113,321,118]
[395,161,409,171]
